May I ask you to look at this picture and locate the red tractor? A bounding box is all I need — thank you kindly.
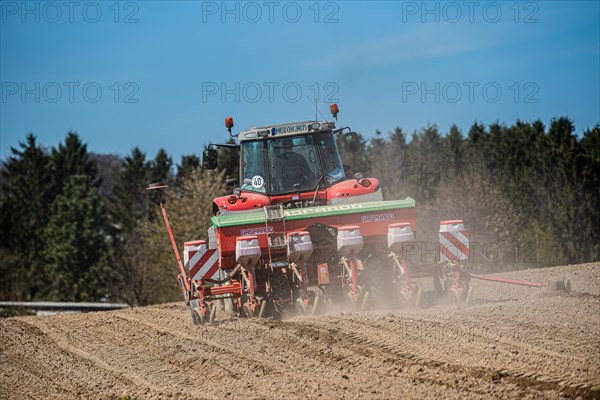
[149,104,563,324]
[149,104,421,323]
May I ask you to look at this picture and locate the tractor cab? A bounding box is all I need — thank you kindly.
[238,121,346,195]
[204,105,380,214]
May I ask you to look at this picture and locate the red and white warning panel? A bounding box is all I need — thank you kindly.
[439,220,470,262]
[184,240,219,282]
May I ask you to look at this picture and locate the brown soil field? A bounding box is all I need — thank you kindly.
[1,262,599,399]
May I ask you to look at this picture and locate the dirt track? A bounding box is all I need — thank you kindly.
[1,263,599,399]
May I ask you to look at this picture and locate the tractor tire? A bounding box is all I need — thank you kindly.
[363,255,396,308]
[270,268,291,320]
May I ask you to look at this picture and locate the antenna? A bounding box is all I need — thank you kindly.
[315,95,318,121]
[306,96,330,123]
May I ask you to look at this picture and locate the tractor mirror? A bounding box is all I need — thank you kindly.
[344,132,360,153]
[202,148,218,170]
[226,178,239,189]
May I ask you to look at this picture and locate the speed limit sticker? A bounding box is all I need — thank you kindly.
[251,175,264,188]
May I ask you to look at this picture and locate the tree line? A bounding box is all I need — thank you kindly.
[339,117,599,270]
[1,116,598,303]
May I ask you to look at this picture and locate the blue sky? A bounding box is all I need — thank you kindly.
[1,1,599,163]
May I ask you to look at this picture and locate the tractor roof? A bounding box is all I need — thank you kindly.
[237,120,336,142]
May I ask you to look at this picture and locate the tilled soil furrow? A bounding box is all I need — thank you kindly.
[404,313,598,381]
[21,319,190,395]
[115,313,281,370]
[1,319,156,399]
[308,314,600,399]
[1,263,599,399]
[243,318,478,398]
[40,312,283,399]
[270,316,507,397]
[290,315,529,397]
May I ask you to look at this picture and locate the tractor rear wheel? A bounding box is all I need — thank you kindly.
[270,267,292,319]
[361,254,396,308]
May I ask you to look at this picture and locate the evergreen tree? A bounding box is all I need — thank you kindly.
[111,147,152,233]
[150,148,173,185]
[337,132,371,176]
[385,127,411,198]
[113,170,227,305]
[580,125,600,261]
[390,127,408,151]
[0,134,53,299]
[368,129,398,198]
[108,148,152,303]
[407,125,444,202]
[42,175,109,301]
[3,116,599,303]
[177,154,200,185]
[445,125,464,166]
[90,153,121,199]
[50,132,99,196]
[543,118,582,264]
[465,122,487,163]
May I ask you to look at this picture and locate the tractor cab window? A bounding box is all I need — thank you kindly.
[268,135,321,194]
[318,132,345,185]
[241,141,267,193]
